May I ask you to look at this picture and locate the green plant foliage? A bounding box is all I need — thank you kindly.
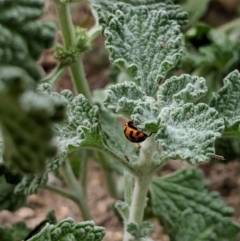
[182,23,240,103]
[0,163,22,184]
[98,108,134,160]
[101,5,184,96]
[13,132,72,195]
[0,176,26,211]
[127,221,154,239]
[38,84,100,155]
[1,0,240,240]
[155,103,224,164]
[210,70,240,136]
[132,101,159,132]
[14,173,48,195]
[0,0,55,83]
[157,74,208,108]
[15,84,133,195]
[24,210,57,240]
[170,209,240,241]
[0,0,61,176]
[13,83,134,195]
[26,218,105,241]
[38,84,134,175]
[150,169,234,230]
[183,27,240,79]
[54,44,78,65]
[0,152,50,196]
[115,200,129,221]
[75,27,91,52]
[91,0,188,25]
[0,83,66,174]
[0,221,30,241]
[180,0,211,26]
[215,137,240,160]
[104,82,146,115]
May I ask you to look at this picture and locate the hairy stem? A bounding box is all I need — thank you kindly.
[97,151,119,199]
[102,147,138,176]
[53,0,92,101]
[124,170,132,206]
[41,63,66,84]
[123,176,152,241]
[128,177,151,224]
[79,158,88,196]
[42,184,76,200]
[60,159,91,220]
[123,136,155,241]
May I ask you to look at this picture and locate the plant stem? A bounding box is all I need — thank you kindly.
[124,170,132,206]
[41,63,66,84]
[88,25,102,42]
[128,137,155,222]
[217,17,240,33]
[42,184,76,200]
[123,136,155,241]
[128,177,151,224]
[97,151,118,199]
[79,158,88,196]
[102,147,138,176]
[123,176,152,241]
[60,159,91,220]
[53,0,92,101]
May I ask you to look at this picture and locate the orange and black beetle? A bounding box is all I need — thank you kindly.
[124,120,152,143]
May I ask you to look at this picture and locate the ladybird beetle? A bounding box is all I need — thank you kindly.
[124,120,152,143]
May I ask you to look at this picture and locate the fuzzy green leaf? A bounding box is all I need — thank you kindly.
[91,0,188,26]
[102,5,184,96]
[131,101,160,132]
[39,84,133,158]
[0,211,57,241]
[39,84,101,154]
[54,90,133,164]
[0,0,59,177]
[210,70,240,137]
[26,218,106,241]
[115,200,129,221]
[104,82,146,115]
[0,176,26,211]
[0,222,29,241]
[157,74,208,108]
[170,209,240,241]
[150,169,234,229]
[20,84,134,195]
[0,84,66,175]
[0,0,55,83]
[127,221,154,239]
[98,108,134,159]
[181,0,211,26]
[23,210,57,240]
[14,147,70,195]
[156,103,224,164]
[14,173,48,195]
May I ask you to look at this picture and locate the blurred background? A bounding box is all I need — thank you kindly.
[1,1,240,241]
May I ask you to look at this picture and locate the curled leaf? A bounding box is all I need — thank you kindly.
[156,103,224,164]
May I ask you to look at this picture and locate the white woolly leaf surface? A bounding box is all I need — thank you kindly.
[156,103,224,164]
[26,218,105,241]
[103,6,184,96]
[104,82,146,115]
[210,70,240,137]
[91,0,188,26]
[157,74,208,108]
